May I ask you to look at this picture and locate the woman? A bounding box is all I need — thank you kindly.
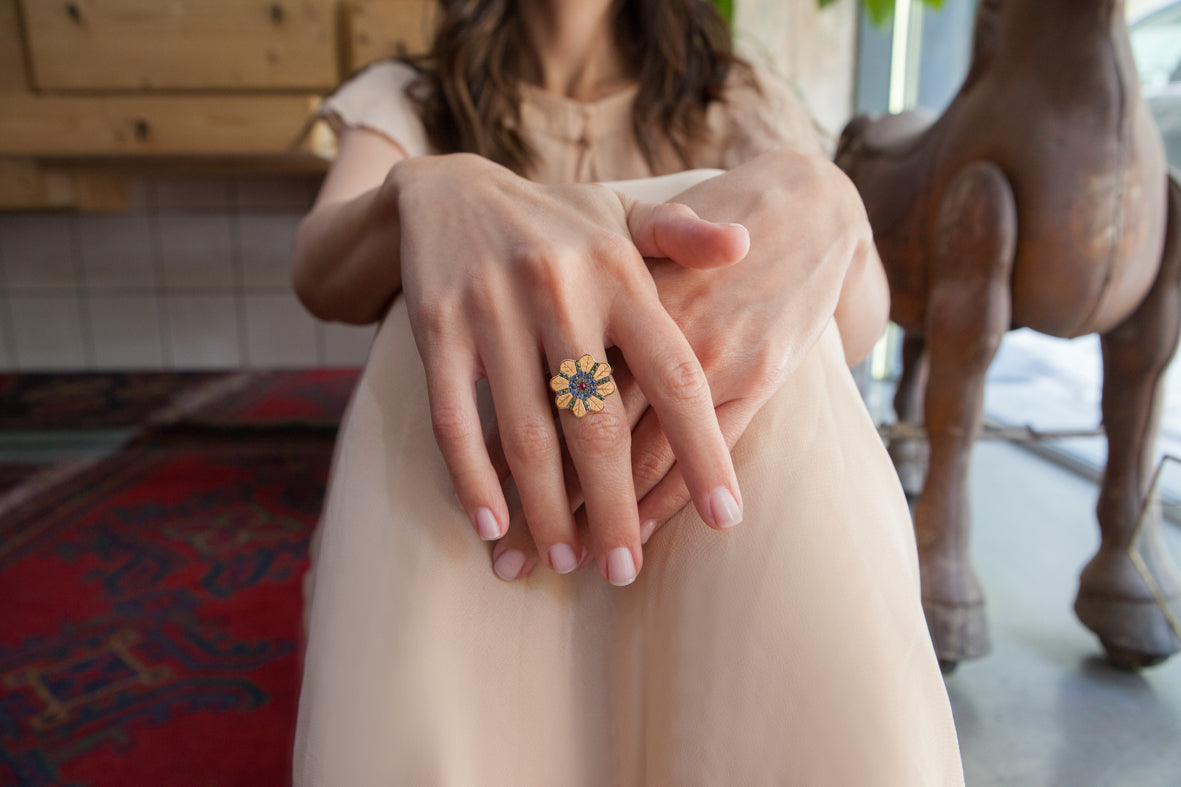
[292,0,963,783]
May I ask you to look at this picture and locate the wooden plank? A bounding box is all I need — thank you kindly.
[0,159,75,210]
[0,0,29,91]
[343,0,435,73]
[20,0,338,91]
[0,94,329,157]
[70,169,129,211]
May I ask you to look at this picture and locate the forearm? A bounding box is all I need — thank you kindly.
[834,239,890,367]
[292,182,403,325]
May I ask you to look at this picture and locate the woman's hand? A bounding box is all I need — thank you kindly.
[487,148,884,576]
[391,152,752,585]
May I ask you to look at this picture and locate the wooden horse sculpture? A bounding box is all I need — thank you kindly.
[836,0,1181,669]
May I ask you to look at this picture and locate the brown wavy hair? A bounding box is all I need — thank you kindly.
[405,0,752,175]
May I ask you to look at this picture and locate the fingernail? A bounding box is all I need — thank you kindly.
[494,549,525,581]
[640,519,658,544]
[606,547,637,586]
[549,543,579,574]
[474,507,501,541]
[709,487,742,529]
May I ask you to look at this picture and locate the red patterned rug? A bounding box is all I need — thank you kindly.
[0,465,40,497]
[0,431,334,786]
[157,369,360,432]
[0,374,228,431]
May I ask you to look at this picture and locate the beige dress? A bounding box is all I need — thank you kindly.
[295,61,964,786]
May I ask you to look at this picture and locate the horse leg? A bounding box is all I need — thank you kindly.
[919,161,1017,666]
[889,332,929,499]
[1077,175,1181,669]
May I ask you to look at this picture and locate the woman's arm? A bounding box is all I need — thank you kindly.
[295,127,756,586]
[292,129,407,324]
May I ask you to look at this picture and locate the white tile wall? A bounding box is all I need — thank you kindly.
[323,322,375,366]
[159,213,235,290]
[77,213,158,291]
[239,213,302,288]
[243,292,320,367]
[0,297,14,368]
[166,294,242,368]
[9,295,88,369]
[0,173,378,372]
[88,295,166,368]
[0,213,80,290]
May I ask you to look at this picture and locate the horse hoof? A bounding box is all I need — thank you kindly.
[923,599,991,663]
[1100,641,1171,671]
[1075,591,1180,670]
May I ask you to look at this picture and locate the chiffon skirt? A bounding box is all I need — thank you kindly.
[293,298,964,786]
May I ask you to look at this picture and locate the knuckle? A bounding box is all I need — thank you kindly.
[414,296,461,342]
[519,244,566,292]
[632,444,670,486]
[659,358,710,405]
[750,349,788,392]
[570,409,625,454]
[589,231,636,267]
[503,417,558,466]
[430,400,478,447]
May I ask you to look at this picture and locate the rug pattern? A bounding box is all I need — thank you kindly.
[0,374,228,431]
[0,433,334,787]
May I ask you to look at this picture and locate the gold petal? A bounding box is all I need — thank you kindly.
[555,391,573,409]
[592,362,612,381]
[595,379,615,397]
[578,354,596,373]
[572,398,588,418]
[560,359,578,376]
[586,396,605,412]
[550,375,570,392]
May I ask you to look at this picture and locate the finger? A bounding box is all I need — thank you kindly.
[484,416,511,485]
[614,305,743,532]
[626,201,750,269]
[549,349,642,586]
[482,327,583,575]
[637,400,755,543]
[485,360,646,488]
[490,498,543,581]
[423,343,510,542]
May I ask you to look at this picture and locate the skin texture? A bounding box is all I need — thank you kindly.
[292,0,886,585]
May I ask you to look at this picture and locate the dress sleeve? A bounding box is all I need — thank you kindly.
[319,60,433,158]
[705,63,826,169]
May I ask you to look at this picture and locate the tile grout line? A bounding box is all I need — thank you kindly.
[146,179,174,369]
[0,218,19,368]
[68,212,96,368]
[228,178,251,368]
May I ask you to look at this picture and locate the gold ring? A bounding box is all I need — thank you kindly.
[550,354,616,418]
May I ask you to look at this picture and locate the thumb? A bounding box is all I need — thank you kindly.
[625,200,750,269]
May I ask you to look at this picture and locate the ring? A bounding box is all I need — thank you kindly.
[550,354,616,418]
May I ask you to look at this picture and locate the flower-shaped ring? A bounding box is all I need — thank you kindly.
[550,354,616,418]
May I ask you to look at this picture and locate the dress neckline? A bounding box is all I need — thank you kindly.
[519,81,640,114]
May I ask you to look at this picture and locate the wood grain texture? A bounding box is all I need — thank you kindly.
[20,0,338,90]
[0,94,326,156]
[343,0,435,74]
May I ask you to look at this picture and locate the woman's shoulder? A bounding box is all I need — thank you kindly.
[705,61,825,168]
[319,60,432,157]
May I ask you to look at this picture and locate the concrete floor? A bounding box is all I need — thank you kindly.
[954,439,1181,786]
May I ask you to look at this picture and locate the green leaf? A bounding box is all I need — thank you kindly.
[709,0,734,25]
